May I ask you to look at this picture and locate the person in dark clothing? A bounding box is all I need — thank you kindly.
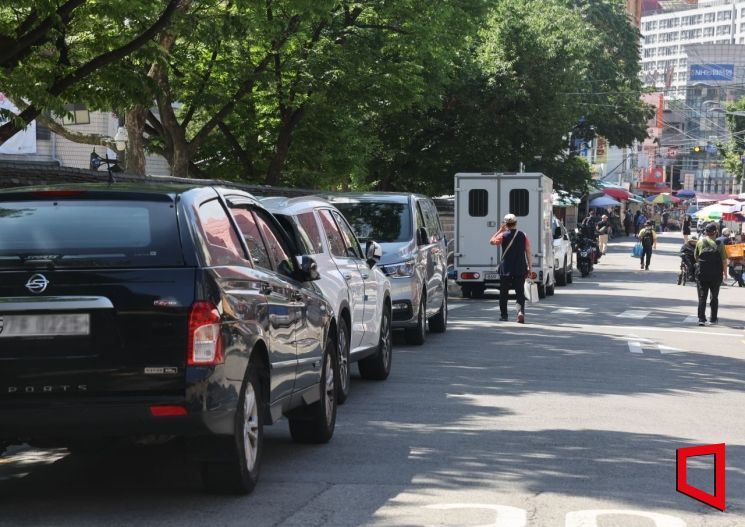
[624,210,633,236]
[633,210,641,234]
[694,223,728,326]
[682,214,691,243]
[490,213,532,324]
[661,211,670,232]
[637,220,657,270]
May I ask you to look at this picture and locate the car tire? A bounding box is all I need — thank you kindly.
[567,266,573,284]
[537,283,546,299]
[546,279,555,296]
[359,303,392,380]
[336,317,351,405]
[429,290,447,333]
[404,293,427,345]
[201,360,264,495]
[461,286,472,299]
[471,286,486,299]
[556,258,567,286]
[288,337,337,444]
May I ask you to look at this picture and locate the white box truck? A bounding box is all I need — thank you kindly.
[453,172,556,298]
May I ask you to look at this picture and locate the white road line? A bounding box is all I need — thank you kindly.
[574,324,743,338]
[683,315,699,324]
[448,304,466,311]
[658,345,683,354]
[553,307,589,314]
[628,341,644,354]
[617,310,651,319]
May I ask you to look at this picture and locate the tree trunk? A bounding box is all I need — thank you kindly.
[265,107,305,186]
[125,106,147,175]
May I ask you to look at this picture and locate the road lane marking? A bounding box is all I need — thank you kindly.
[628,341,644,354]
[448,304,466,310]
[683,315,699,324]
[617,310,650,319]
[560,324,743,338]
[553,307,589,314]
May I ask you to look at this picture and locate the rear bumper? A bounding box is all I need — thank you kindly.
[0,394,237,442]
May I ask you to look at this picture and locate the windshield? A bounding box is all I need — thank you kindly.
[0,199,184,269]
[333,201,412,243]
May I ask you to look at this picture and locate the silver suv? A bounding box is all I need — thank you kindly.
[322,193,448,345]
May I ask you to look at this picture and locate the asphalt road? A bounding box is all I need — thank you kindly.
[1,232,744,527]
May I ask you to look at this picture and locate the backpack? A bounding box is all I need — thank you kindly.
[696,239,723,283]
[640,229,654,248]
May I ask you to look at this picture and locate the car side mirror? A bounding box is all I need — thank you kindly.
[365,240,382,268]
[299,255,320,282]
[417,227,429,246]
[553,227,562,240]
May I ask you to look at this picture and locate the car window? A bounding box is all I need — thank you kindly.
[331,210,364,259]
[197,199,246,266]
[230,207,272,269]
[422,200,442,242]
[318,209,347,258]
[0,198,183,269]
[253,210,295,278]
[416,201,426,231]
[295,212,324,254]
[332,201,412,243]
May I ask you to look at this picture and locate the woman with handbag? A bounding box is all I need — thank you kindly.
[489,213,533,324]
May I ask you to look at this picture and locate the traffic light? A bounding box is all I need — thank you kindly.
[691,145,703,155]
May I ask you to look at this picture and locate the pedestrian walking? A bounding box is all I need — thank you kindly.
[489,213,532,324]
[624,210,633,236]
[596,214,611,255]
[661,210,670,232]
[633,210,641,234]
[637,220,657,270]
[636,211,647,234]
[682,214,691,243]
[694,223,728,326]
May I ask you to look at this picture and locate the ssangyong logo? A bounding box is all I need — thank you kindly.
[25,274,49,294]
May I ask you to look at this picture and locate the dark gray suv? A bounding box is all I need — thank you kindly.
[322,193,448,345]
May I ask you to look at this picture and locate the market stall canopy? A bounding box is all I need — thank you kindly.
[696,192,738,204]
[602,188,634,200]
[589,196,621,208]
[676,189,696,199]
[552,192,580,208]
[695,200,745,220]
[647,193,681,205]
[636,182,672,194]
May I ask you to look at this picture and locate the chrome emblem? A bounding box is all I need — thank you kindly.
[26,274,49,294]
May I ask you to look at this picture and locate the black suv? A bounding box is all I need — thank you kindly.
[0,184,339,494]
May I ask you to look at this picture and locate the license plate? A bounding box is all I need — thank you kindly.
[484,272,500,281]
[0,314,90,338]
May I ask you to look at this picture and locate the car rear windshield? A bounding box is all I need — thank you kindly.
[0,199,184,269]
[333,201,412,243]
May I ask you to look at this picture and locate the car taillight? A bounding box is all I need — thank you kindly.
[461,272,480,280]
[187,301,223,366]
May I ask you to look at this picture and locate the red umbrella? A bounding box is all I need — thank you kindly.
[603,188,633,200]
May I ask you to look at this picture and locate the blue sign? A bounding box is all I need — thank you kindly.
[706,143,718,155]
[689,64,735,82]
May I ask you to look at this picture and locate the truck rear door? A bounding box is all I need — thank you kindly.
[0,192,193,400]
[498,176,543,273]
[455,175,500,268]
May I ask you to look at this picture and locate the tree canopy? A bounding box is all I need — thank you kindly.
[0,0,650,195]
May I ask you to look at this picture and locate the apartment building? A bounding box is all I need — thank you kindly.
[640,0,745,97]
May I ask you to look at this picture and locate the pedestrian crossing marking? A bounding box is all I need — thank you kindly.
[552,307,589,314]
[448,304,466,311]
[627,340,683,355]
[628,341,644,354]
[617,310,651,319]
[683,315,699,324]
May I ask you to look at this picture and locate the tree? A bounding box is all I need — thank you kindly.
[721,98,745,181]
[0,0,180,144]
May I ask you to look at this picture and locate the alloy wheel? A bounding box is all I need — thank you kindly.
[242,383,260,471]
[324,351,335,426]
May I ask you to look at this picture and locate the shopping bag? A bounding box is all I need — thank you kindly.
[524,279,539,303]
[632,242,643,258]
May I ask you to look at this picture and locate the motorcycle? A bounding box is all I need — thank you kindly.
[574,228,597,277]
[729,257,745,287]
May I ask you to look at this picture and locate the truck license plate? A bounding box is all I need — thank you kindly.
[484,272,500,281]
[0,314,90,338]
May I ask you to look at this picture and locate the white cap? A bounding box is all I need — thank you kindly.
[722,228,731,236]
[504,213,517,224]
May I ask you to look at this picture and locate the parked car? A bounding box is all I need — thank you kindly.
[0,184,340,495]
[552,216,574,286]
[320,193,448,345]
[261,197,393,404]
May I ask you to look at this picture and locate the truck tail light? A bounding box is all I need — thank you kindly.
[187,301,223,366]
[150,405,188,417]
[461,272,480,280]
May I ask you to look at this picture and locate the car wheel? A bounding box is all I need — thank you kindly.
[537,283,546,299]
[404,293,426,345]
[336,317,351,405]
[289,337,337,444]
[567,266,573,284]
[546,279,555,296]
[556,258,567,286]
[461,285,472,299]
[201,360,264,495]
[359,303,392,380]
[471,286,486,299]
[429,290,447,333]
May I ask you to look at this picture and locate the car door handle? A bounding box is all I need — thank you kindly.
[360,272,370,279]
[342,273,353,281]
[260,282,273,295]
[291,291,304,302]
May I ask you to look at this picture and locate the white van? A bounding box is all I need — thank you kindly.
[453,172,556,298]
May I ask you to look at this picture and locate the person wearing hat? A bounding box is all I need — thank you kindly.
[489,213,532,323]
[596,214,611,255]
[694,223,728,326]
[636,220,657,270]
